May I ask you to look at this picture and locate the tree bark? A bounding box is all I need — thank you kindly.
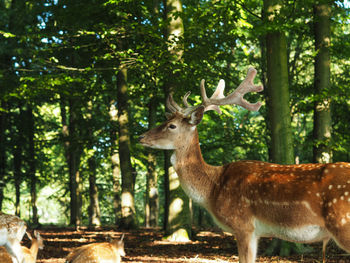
[117,68,136,229]
[145,98,159,227]
[60,97,83,227]
[88,154,101,227]
[0,102,7,210]
[162,0,191,241]
[313,2,332,163]
[13,107,25,217]
[27,105,38,225]
[264,0,294,165]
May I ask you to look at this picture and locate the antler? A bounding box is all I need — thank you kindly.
[166,67,263,115]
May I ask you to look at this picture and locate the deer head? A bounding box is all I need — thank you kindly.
[139,67,263,150]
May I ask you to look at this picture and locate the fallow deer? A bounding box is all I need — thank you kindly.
[66,234,125,263]
[0,212,27,263]
[22,231,44,263]
[139,67,350,263]
[0,230,44,263]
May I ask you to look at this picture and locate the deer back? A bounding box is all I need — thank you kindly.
[66,239,125,263]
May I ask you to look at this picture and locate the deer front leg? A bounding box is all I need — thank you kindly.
[235,231,258,263]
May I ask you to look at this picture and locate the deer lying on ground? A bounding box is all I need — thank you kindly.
[0,230,44,263]
[66,234,125,263]
[0,212,27,263]
[140,67,350,263]
[22,231,44,263]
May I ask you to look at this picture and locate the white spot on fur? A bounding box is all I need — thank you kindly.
[329,185,333,190]
[341,218,347,226]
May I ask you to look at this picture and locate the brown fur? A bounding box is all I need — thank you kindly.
[140,111,350,263]
[0,212,26,263]
[0,230,43,263]
[66,237,125,263]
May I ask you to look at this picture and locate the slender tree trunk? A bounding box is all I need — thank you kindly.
[85,102,101,227]
[27,106,38,225]
[13,107,25,217]
[117,68,136,229]
[145,98,159,227]
[88,153,101,227]
[61,97,82,227]
[163,151,170,231]
[109,104,122,225]
[0,102,7,210]
[313,2,332,163]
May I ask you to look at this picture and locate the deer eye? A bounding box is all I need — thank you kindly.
[169,124,177,129]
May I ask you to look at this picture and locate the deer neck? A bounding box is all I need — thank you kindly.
[29,241,39,261]
[171,130,223,207]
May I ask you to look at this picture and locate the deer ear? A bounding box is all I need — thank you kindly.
[189,106,204,125]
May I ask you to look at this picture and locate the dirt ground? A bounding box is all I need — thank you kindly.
[27,226,350,263]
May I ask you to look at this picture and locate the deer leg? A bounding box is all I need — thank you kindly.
[326,215,350,259]
[322,238,329,263]
[235,232,258,263]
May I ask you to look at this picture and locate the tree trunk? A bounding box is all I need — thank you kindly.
[117,68,136,229]
[264,0,294,165]
[109,109,122,225]
[60,97,82,227]
[0,102,7,210]
[162,0,191,241]
[13,107,25,217]
[88,153,101,227]
[27,106,38,225]
[85,102,101,227]
[313,2,332,163]
[145,98,159,227]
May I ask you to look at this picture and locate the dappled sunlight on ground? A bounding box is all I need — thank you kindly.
[29,227,350,263]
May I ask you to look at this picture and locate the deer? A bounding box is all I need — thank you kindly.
[139,67,350,263]
[0,230,44,263]
[0,212,27,263]
[22,231,44,263]
[66,234,125,263]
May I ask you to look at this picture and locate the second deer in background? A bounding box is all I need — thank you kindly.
[0,230,43,263]
[22,231,44,263]
[0,212,27,263]
[66,234,125,263]
[140,67,350,263]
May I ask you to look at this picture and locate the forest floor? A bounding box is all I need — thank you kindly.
[28,226,350,263]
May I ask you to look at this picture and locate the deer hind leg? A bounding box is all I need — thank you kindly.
[325,214,350,257]
[235,231,258,263]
